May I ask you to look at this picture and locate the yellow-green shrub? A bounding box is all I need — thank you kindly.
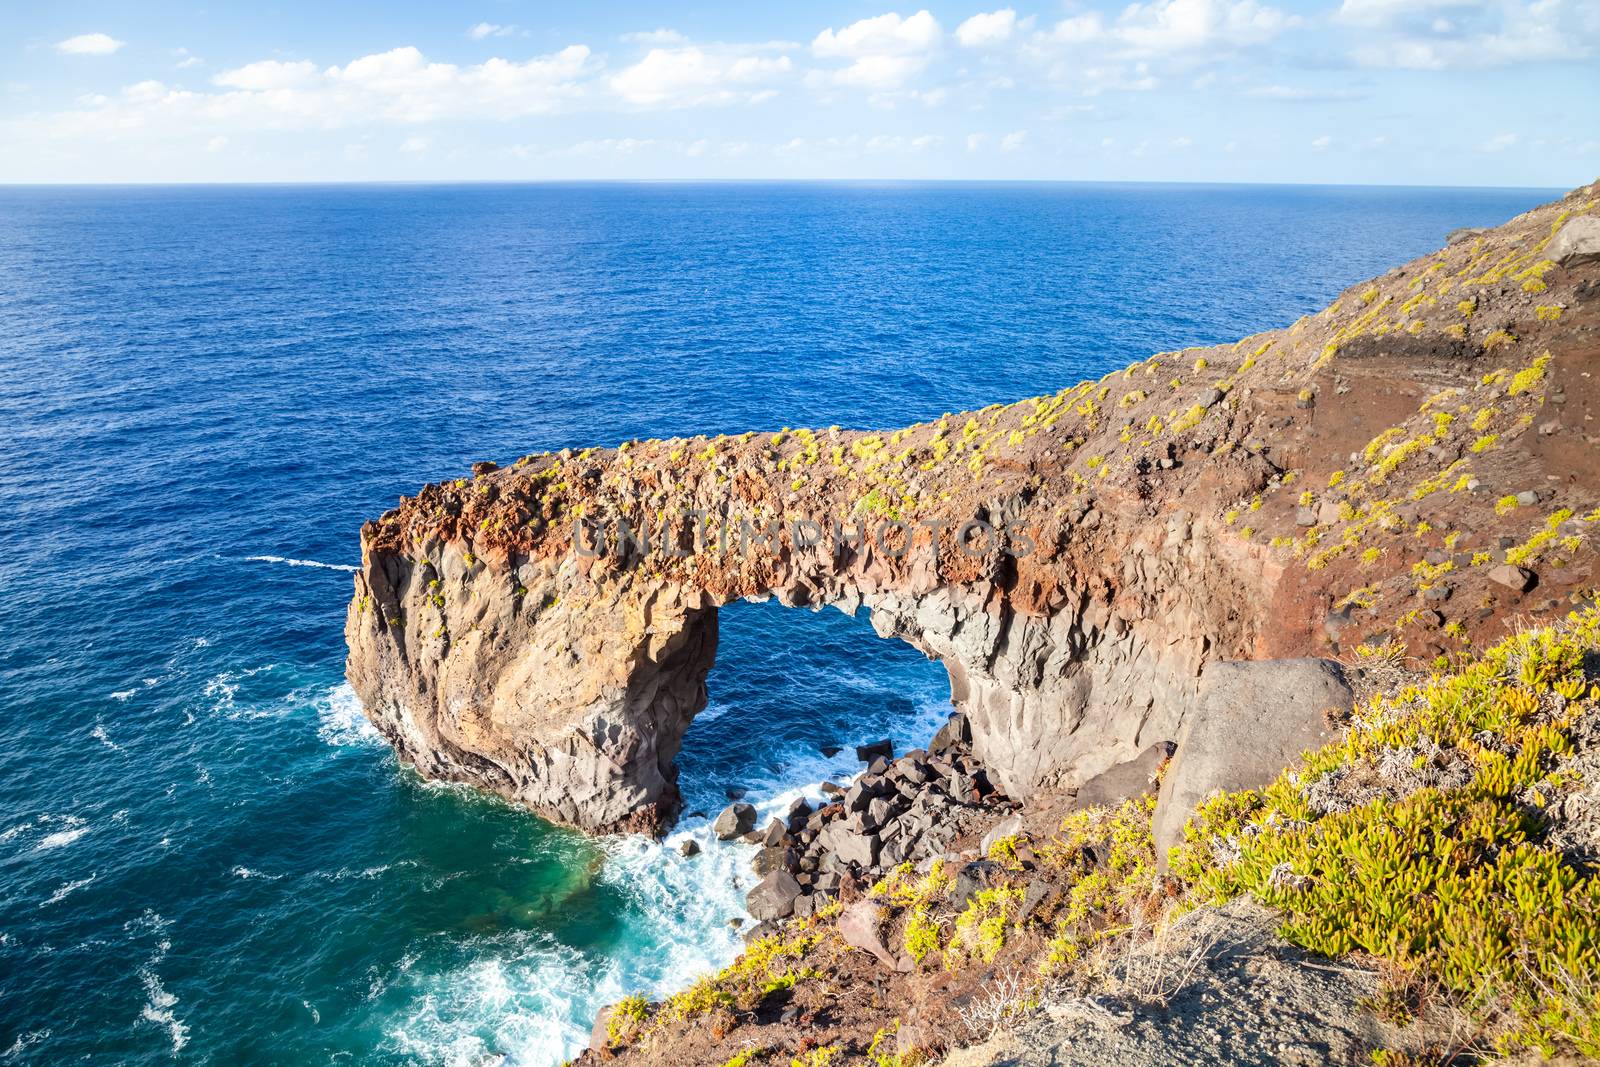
[1173,608,1600,1057]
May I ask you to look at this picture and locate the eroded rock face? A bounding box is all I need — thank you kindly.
[346,541,718,833]
[346,179,1600,836]
[347,509,1258,834]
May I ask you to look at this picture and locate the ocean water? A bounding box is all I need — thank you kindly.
[0,181,1556,1065]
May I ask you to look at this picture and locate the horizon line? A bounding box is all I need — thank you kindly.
[0,176,1575,192]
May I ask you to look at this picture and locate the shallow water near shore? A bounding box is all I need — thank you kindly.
[0,181,1557,1064]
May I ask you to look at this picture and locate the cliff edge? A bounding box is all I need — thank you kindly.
[345,180,1600,837]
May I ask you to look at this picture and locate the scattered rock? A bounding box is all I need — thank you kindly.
[589,1004,616,1055]
[929,712,971,755]
[837,900,898,968]
[856,738,894,763]
[678,838,700,858]
[713,802,757,840]
[746,869,803,921]
[1489,564,1536,593]
[951,859,1002,911]
[981,814,1024,858]
[1547,215,1600,266]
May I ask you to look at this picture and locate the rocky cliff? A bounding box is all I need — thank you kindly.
[346,181,1600,837]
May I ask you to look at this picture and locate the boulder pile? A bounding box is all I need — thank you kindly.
[729,713,1015,925]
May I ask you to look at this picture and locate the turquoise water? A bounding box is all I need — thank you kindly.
[0,182,1556,1064]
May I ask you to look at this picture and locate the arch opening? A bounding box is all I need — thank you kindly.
[672,598,953,820]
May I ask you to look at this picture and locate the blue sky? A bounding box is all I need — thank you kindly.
[4,0,1597,185]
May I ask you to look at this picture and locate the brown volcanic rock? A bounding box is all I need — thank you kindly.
[346,179,1600,835]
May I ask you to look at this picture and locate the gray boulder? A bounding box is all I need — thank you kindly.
[819,821,879,868]
[864,796,895,833]
[713,802,756,840]
[856,738,894,762]
[746,869,803,921]
[1072,741,1175,811]
[1153,658,1352,870]
[929,711,970,755]
[1547,216,1600,266]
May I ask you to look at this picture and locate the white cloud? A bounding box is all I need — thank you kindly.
[1334,0,1476,29]
[1247,84,1367,100]
[1311,134,1332,149]
[811,10,942,89]
[214,59,319,91]
[956,9,1019,47]
[1172,134,1193,147]
[1342,0,1599,68]
[28,44,598,142]
[205,135,228,152]
[173,48,202,70]
[611,46,792,107]
[966,131,988,151]
[1479,131,1518,151]
[1113,0,1298,56]
[864,133,944,151]
[468,23,519,40]
[400,135,429,153]
[999,128,1027,151]
[1128,0,1289,53]
[1023,0,1295,94]
[813,10,942,57]
[620,29,691,45]
[56,33,124,56]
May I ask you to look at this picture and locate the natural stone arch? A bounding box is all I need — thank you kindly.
[346,502,1247,836]
[343,183,1600,839]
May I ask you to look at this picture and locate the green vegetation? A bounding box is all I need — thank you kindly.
[1174,607,1600,1057]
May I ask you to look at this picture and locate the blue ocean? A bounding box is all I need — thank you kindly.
[0,181,1556,1064]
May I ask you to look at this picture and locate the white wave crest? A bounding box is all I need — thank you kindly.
[33,815,90,853]
[246,555,358,573]
[318,683,382,747]
[42,873,96,907]
[138,970,189,1055]
[359,676,954,1065]
[3,1029,50,1058]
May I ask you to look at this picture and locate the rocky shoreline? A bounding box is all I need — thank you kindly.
[343,181,1600,1064]
[718,714,1007,927]
[719,712,1192,941]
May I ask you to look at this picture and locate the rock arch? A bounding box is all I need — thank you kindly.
[344,182,1600,837]
[345,498,1255,835]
